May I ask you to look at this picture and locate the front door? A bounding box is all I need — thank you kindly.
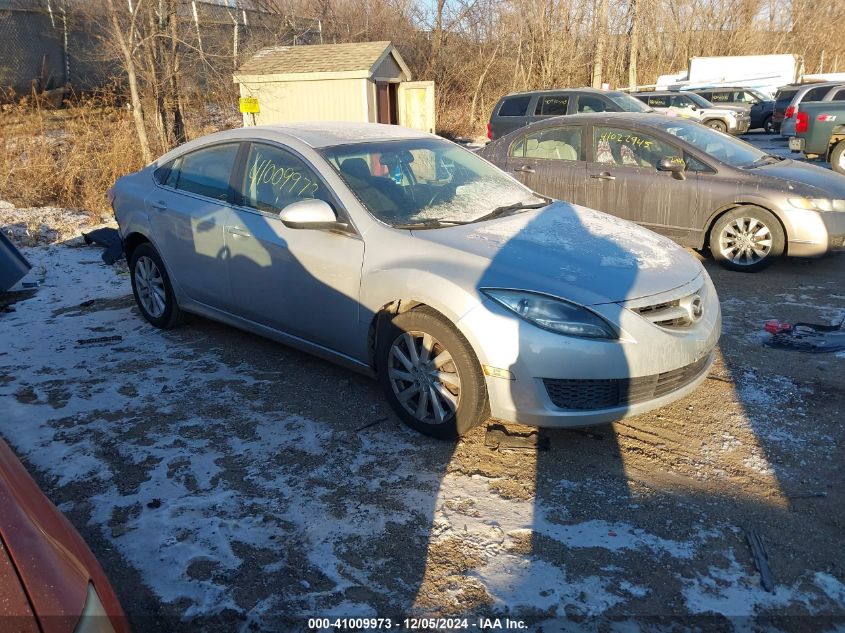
[585,125,699,243]
[224,142,365,358]
[504,124,587,206]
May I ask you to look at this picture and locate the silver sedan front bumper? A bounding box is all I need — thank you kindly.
[457,273,721,428]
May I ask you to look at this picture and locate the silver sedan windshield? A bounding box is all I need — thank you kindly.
[321,139,543,227]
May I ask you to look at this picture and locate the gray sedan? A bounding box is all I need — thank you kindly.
[110,123,720,439]
[479,113,845,271]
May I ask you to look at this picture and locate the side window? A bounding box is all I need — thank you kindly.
[698,92,713,101]
[535,95,569,116]
[832,88,845,102]
[684,154,711,172]
[593,127,682,170]
[670,95,693,108]
[242,143,330,213]
[647,95,669,108]
[175,143,240,201]
[518,127,582,161]
[577,96,608,113]
[163,159,180,188]
[154,160,176,186]
[710,92,730,103]
[498,96,531,117]
[803,86,829,102]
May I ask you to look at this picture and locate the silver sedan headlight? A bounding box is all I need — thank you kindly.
[482,289,617,339]
[788,198,845,212]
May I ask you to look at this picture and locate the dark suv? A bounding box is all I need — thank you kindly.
[487,88,652,140]
[690,87,775,132]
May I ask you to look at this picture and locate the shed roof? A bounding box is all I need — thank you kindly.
[236,41,408,78]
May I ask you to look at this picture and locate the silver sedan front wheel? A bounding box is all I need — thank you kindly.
[388,331,461,425]
[718,217,773,266]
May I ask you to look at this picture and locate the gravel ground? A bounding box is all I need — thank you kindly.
[1,135,844,633]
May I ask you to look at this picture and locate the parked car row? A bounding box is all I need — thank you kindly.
[110,123,723,440]
[632,91,751,134]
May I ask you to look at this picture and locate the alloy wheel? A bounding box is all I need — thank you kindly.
[134,255,167,318]
[718,216,773,266]
[387,331,461,425]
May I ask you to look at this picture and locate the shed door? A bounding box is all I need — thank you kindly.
[376,82,398,125]
[398,81,436,133]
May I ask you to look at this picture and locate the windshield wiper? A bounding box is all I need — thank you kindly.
[466,197,552,225]
[392,219,471,230]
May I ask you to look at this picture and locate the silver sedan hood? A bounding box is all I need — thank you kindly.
[411,202,703,306]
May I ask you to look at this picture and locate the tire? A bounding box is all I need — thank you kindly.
[831,140,845,176]
[762,115,774,134]
[129,242,184,328]
[377,306,488,439]
[709,206,785,272]
[705,119,728,133]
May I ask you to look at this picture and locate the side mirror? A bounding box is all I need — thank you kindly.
[278,199,347,230]
[689,104,698,111]
[657,157,687,180]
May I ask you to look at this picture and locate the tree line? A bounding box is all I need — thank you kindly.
[96,0,845,157]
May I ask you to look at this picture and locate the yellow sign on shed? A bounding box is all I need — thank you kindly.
[239,97,260,114]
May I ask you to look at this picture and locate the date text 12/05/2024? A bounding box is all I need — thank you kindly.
[307,617,528,630]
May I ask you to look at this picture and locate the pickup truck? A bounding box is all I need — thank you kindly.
[790,101,845,175]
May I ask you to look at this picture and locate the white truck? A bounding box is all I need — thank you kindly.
[656,55,803,97]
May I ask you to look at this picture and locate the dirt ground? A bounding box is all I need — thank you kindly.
[1,135,844,632]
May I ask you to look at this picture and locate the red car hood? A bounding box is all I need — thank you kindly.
[0,438,129,633]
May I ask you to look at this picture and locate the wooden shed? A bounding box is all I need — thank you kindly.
[233,41,435,133]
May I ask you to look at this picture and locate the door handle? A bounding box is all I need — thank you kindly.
[150,200,167,211]
[590,172,616,181]
[227,226,252,238]
[514,165,535,174]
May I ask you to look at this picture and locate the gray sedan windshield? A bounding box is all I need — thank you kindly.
[321,139,543,227]
[659,120,767,167]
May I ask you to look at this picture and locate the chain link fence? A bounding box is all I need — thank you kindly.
[0,0,320,98]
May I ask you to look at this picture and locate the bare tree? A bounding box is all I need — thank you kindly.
[105,0,152,163]
[592,0,609,88]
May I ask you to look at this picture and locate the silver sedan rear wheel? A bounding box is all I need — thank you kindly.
[387,330,461,425]
[718,216,773,266]
[134,255,166,318]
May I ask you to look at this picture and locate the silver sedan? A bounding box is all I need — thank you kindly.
[109,123,721,439]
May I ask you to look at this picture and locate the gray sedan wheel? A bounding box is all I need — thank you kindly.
[378,307,488,439]
[129,242,184,328]
[706,119,728,133]
[709,206,784,272]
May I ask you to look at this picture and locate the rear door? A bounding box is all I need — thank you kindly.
[146,142,241,308]
[491,95,533,139]
[574,94,615,113]
[224,142,365,357]
[503,124,587,205]
[585,125,698,243]
[526,93,570,126]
